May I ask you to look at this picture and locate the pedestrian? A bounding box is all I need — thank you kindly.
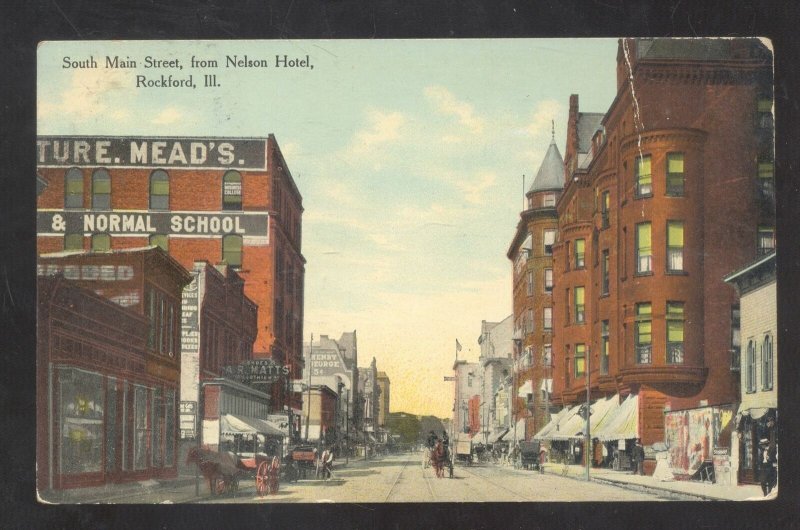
[539,448,546,474]
[601,442,609,468]
[631,438,645,476]
[758,438,777,496]
[321,447,334,480]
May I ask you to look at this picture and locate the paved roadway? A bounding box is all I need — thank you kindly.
[201,452,666,503]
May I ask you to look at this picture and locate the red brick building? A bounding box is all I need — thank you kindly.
[36,136,305,411]
[549,38,773,471]
[37,247,191,493]
[507,131,570,440]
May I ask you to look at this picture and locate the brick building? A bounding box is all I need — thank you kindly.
[36,135,305,411]
[37,247,191,493]
[506,130,568,440]
[547,38,773,473]
[376,371,390,428]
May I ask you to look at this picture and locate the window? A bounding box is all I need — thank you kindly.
[635,303,652,364]
[165,389,175,466]
[601,190,610,228]
[636,222,652,274]
[575,239,585,269]
[528,309,534,335]
[601,321,609,374]
[666,302,685,364]
[544,268,553,292]
[575,344,586,376]
[222,234,243,267]
[152,387,163,468]
[149,234,169,251]
[757,226,775,255]
[757,97,773,129]
[222,170,242,210]
[526,270,533,296]
[58,368,104,474]
[666,153,685,196]
[64,233,83,251]
[758,158,775,205]
[762,335,773,390]
[543,307,553,330]
[543,229,556,255]
[746,339,756,393]
[574,286,585,323]
[543,344,552,366]
[565,241,571,271]
[65,168,83,208]
[601,250,610,295]
[149,170,169,210]
[565,288,571,325]
[667,221,684,272]
[91,233,110,251]
[731,305,741,371]
[635,155,652,197]
[91,169,111,209]
[543,193,556,207]
[134,385,149,470]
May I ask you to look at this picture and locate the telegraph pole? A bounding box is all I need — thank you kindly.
[585,348,591,482]
[305,333,312,441]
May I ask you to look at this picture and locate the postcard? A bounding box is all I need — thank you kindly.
[35,38,776,503]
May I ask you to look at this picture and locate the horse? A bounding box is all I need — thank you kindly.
[186,446,244,495]
[430,440,448,478]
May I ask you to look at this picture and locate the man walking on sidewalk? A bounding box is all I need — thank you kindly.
[631,439,645,476]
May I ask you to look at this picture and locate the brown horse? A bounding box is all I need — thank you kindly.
[430,441,447,478]
[186,447,244,495]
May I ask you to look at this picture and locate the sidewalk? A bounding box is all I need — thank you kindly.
[38,474,208,504]
[539,462,766,501]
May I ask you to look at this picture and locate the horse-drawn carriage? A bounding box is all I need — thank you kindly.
[518,440,542,471]
[454,437,473,466]
[427,440,453,478]
[186,447,281,496]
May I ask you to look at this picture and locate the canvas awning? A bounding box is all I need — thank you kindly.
[511,418,527,441]
[589,396,621,434]
[547,404,585,441]
[488,427,510,444]
[533,406,574,440]
[220,414,285,437]
[549,396,620,441]
[595,394,639,442]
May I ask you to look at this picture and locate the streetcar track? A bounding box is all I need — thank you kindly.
[458,464,538,501]
[382,454,411,502]
[420,462,438,501]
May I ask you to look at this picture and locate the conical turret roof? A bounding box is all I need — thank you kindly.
[528,139,565,193]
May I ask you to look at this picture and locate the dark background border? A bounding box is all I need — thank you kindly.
[2,1,798,528]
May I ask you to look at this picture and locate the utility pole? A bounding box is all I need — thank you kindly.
[305,333,312,441]
[585,348,591,482]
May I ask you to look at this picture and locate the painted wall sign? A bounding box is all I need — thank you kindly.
[37,210,269,238]
[36,136,267,170]
[222,358,289,384]
[179,271,202,432]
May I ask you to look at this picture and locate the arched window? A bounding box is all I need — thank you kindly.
[746,339,756,393]
[222,171,242,210]
[149,234,169,251]
[91,233,111,251]
[64,233,83,251]
[762,335,773,390]
[65,168,84,208]
[222,234,243,267]
[91,169,111,209]
[149,170,169,210]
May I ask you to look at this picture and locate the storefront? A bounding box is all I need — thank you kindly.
[38,277,181,492]
[735,408,776,484]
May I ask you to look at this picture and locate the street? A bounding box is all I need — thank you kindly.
[193,452,665,503]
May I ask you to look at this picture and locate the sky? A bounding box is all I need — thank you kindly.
[38,39,619,418]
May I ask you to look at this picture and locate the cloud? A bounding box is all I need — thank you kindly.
[349,109,406,155]
[424,85,484,134]
[524,99,563,138]
[38,69,131,123]
[152,107,183,125]
[456,171,498,205]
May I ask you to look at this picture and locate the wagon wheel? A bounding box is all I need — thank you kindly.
[256,461,271,497]
[215,477,227,495]
[270,456,281,493]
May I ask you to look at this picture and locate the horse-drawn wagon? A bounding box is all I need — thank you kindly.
[186,447,281,496]
[454,437,473,466]
[518,440,541,470]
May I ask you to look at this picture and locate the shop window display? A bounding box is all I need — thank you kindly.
[59,368,104,475]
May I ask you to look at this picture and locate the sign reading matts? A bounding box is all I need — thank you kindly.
[37,136,267,170]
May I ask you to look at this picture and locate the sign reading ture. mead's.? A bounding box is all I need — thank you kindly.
[36,136,267,170]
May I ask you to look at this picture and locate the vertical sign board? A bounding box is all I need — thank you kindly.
[179,269,202,439]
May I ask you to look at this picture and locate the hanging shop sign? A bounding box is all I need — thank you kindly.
[222,359,289,385]
[37,210,268,238]
[179,401,197,439]
[37,136,267,170]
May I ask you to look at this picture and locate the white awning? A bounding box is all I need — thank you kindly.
[488,427,510,444]
[518,380,534,397]
[595,394,639,442]
[305,424,322,441]
[511,418,527,441]
[220,414,284,437]
[533,406,574,440]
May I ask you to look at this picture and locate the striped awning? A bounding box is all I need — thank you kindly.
[594,394,639,442]
[220,414,284,437]
[533,406,574,441]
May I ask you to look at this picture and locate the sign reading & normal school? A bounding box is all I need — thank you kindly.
[37,210,269,238]
[37,136,267,170]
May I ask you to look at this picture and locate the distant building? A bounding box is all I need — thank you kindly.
[376,371,390,428]
[358,358,379,447]
[452,360,480,437]
[477,317,513,443]
[725,252,777,485]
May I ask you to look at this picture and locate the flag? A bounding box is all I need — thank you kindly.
[456,339,462,352]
